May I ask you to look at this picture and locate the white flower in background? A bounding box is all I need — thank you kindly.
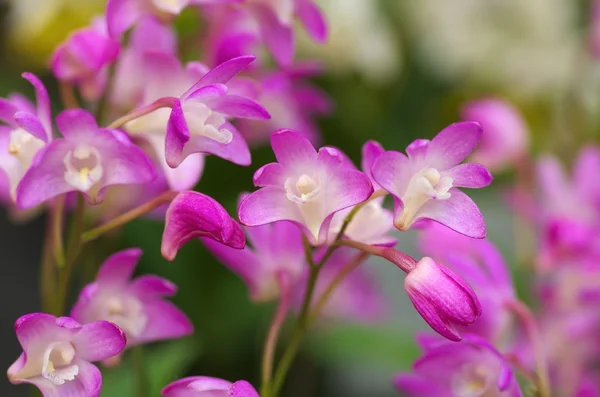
[298,0,401,84]
[401,0,579,99]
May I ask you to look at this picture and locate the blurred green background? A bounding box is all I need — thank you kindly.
[0,0,598,396]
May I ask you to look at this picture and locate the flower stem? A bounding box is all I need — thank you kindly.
[40,212,56,313]
[105,97,178,129]
[508,300,550,397]
[51,196,66,268]
[81,191,178,243]
[260,277,292,397]
[133,345,148,397]
[55,194,85,315]
[307,252,368,325]
[59,82,79,109]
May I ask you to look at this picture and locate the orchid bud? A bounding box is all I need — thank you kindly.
[404,257,482,341]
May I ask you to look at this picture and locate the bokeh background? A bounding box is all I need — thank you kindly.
[0,0,597,396]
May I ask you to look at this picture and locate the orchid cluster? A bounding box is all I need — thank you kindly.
[3,1,599,397]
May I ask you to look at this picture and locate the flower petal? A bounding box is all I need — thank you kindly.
[13,112,48,142]
[270,129,317,171]
[238,186,303,227]
[416,188,486,238]
[162,191,245,261]
[253,5,294,66]
[178,123,251,167]
[371,150,411,198]
[253,162,286,187]
[129,275,178,298]
[96,248,142,286]
[191,55,255,90]
[361,140,384,188]
[0,98,18,125]
[133,300,193,344]
[165,99,189,168]
[296,0,327,42]
[444,163,492,189]
[427,122,483,169]
[22,73,52,135]
[56,109,99,139]
[162,377,231,397]
[106,0,146,38]
[230,380,260,397]
[72,321,126,362]
[201,95,271,119]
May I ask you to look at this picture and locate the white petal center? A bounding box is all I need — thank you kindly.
[42,342,79,386]
[63,145,103,192]
[8,128,45,168]
[182,101,233,144]
[451,363,495,397]
[103,295,147,338]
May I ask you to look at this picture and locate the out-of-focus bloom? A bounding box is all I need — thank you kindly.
[238,129,373,245]
[243,0,327,66]
[237,65,333,146]
[299,0,401,83]
[7,313,126,397]
[535,148,600,268]
[162,191,245,261]
[71,248,193,350]
[51,17,120,101]
[402,0,577,98]
[461,98,529,172]
[372,122,492,238]
[0,73,52,201]
[162,376,259,397]
[589,0,600,59]
[405,257,481,341]
[109,15,177,112]
[394,334,522,397]
[106,0,239,39]
[419,223,516,344]
[165,55,270,168]
[17,109,156,209]
[309,247,388,323]
[203,220,305,302]
[328,141,395,246]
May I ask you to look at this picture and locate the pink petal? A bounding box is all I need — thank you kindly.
[56,109,98,139]
[130,15,177,53]
[406,139,430,162]
[14,313,59,351]
[296,0,327,42]
[253,5,294,66]
[23,361,101,397]
[162,377,231,397]
[161,191,245,261]
[72,321,126,362]
[230,380,260,397]
[574,145,600,199]
[0,98,19,125]
[416,189,486,238]
[22,73,52,135]
[96,248,142,286]
[238,186,303,227]
[106,0,146,38]
[427,122,483,169]
[191,55,256,90]
[184,84,229,101]
[129,275,178,298]
[445,163,493,189]
[253,162,286,187]
[165,99,189,168]
[134,300,194,344]
[361,140,384,189]
[13,111,48,142]
[371,150,411,199]
[270,129,317,171]
[202,95,271,119]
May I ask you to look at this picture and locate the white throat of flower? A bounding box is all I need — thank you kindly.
[41,341,79,386]
[63,145,103,192]
[182,101,233,145]
[152,0,184,14]
[284,173,324,240]
[8,128,45,168]
[451,363,496,397]
[397,167,452,230]
[104,295,147,338]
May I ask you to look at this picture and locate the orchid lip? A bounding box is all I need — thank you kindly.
[63,145,104,192]
[284,174,322,203]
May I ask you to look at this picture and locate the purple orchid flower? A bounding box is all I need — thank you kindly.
[237,64,333,146]
[238,129,373,245]
[418,223,516,345]
[162,376,259,397]
[203,219,306,302]
[372,122,493,238]
[395,334,522,397]
[162,191,245,261]
[16,109,156,209]
[461,98,529,172]
[0,73,52,201]
[165,55,270,168]
[243,0,327,65]
[71,248,193,353]
[7,313,126,397]
[106,0,242,39]
[51,17,120,101]
[327,140,395,246]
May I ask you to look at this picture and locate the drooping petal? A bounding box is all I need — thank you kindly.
[22,73,52,135]
[201,95,271,119]
[13,112,48,142]
[162,191,245,261]
[253,5,294,66]
[270,129,317,171]
[253,162,286,187]
[416,188,486,238]
[427,122,483,169]
[296,0,327,42]
[189,55,255,91]
[72,321,127,362]
[96,248,143,286]
[133,300,193,344]
[444,163,493,189]
[238,186,303,227]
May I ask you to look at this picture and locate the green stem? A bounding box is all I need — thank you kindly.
[133,345,148,397]
[81,190,177,243]
[52,196,66,268]
[55,194,85,315]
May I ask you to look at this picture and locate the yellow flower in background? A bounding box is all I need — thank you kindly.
[6,0,104,69]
